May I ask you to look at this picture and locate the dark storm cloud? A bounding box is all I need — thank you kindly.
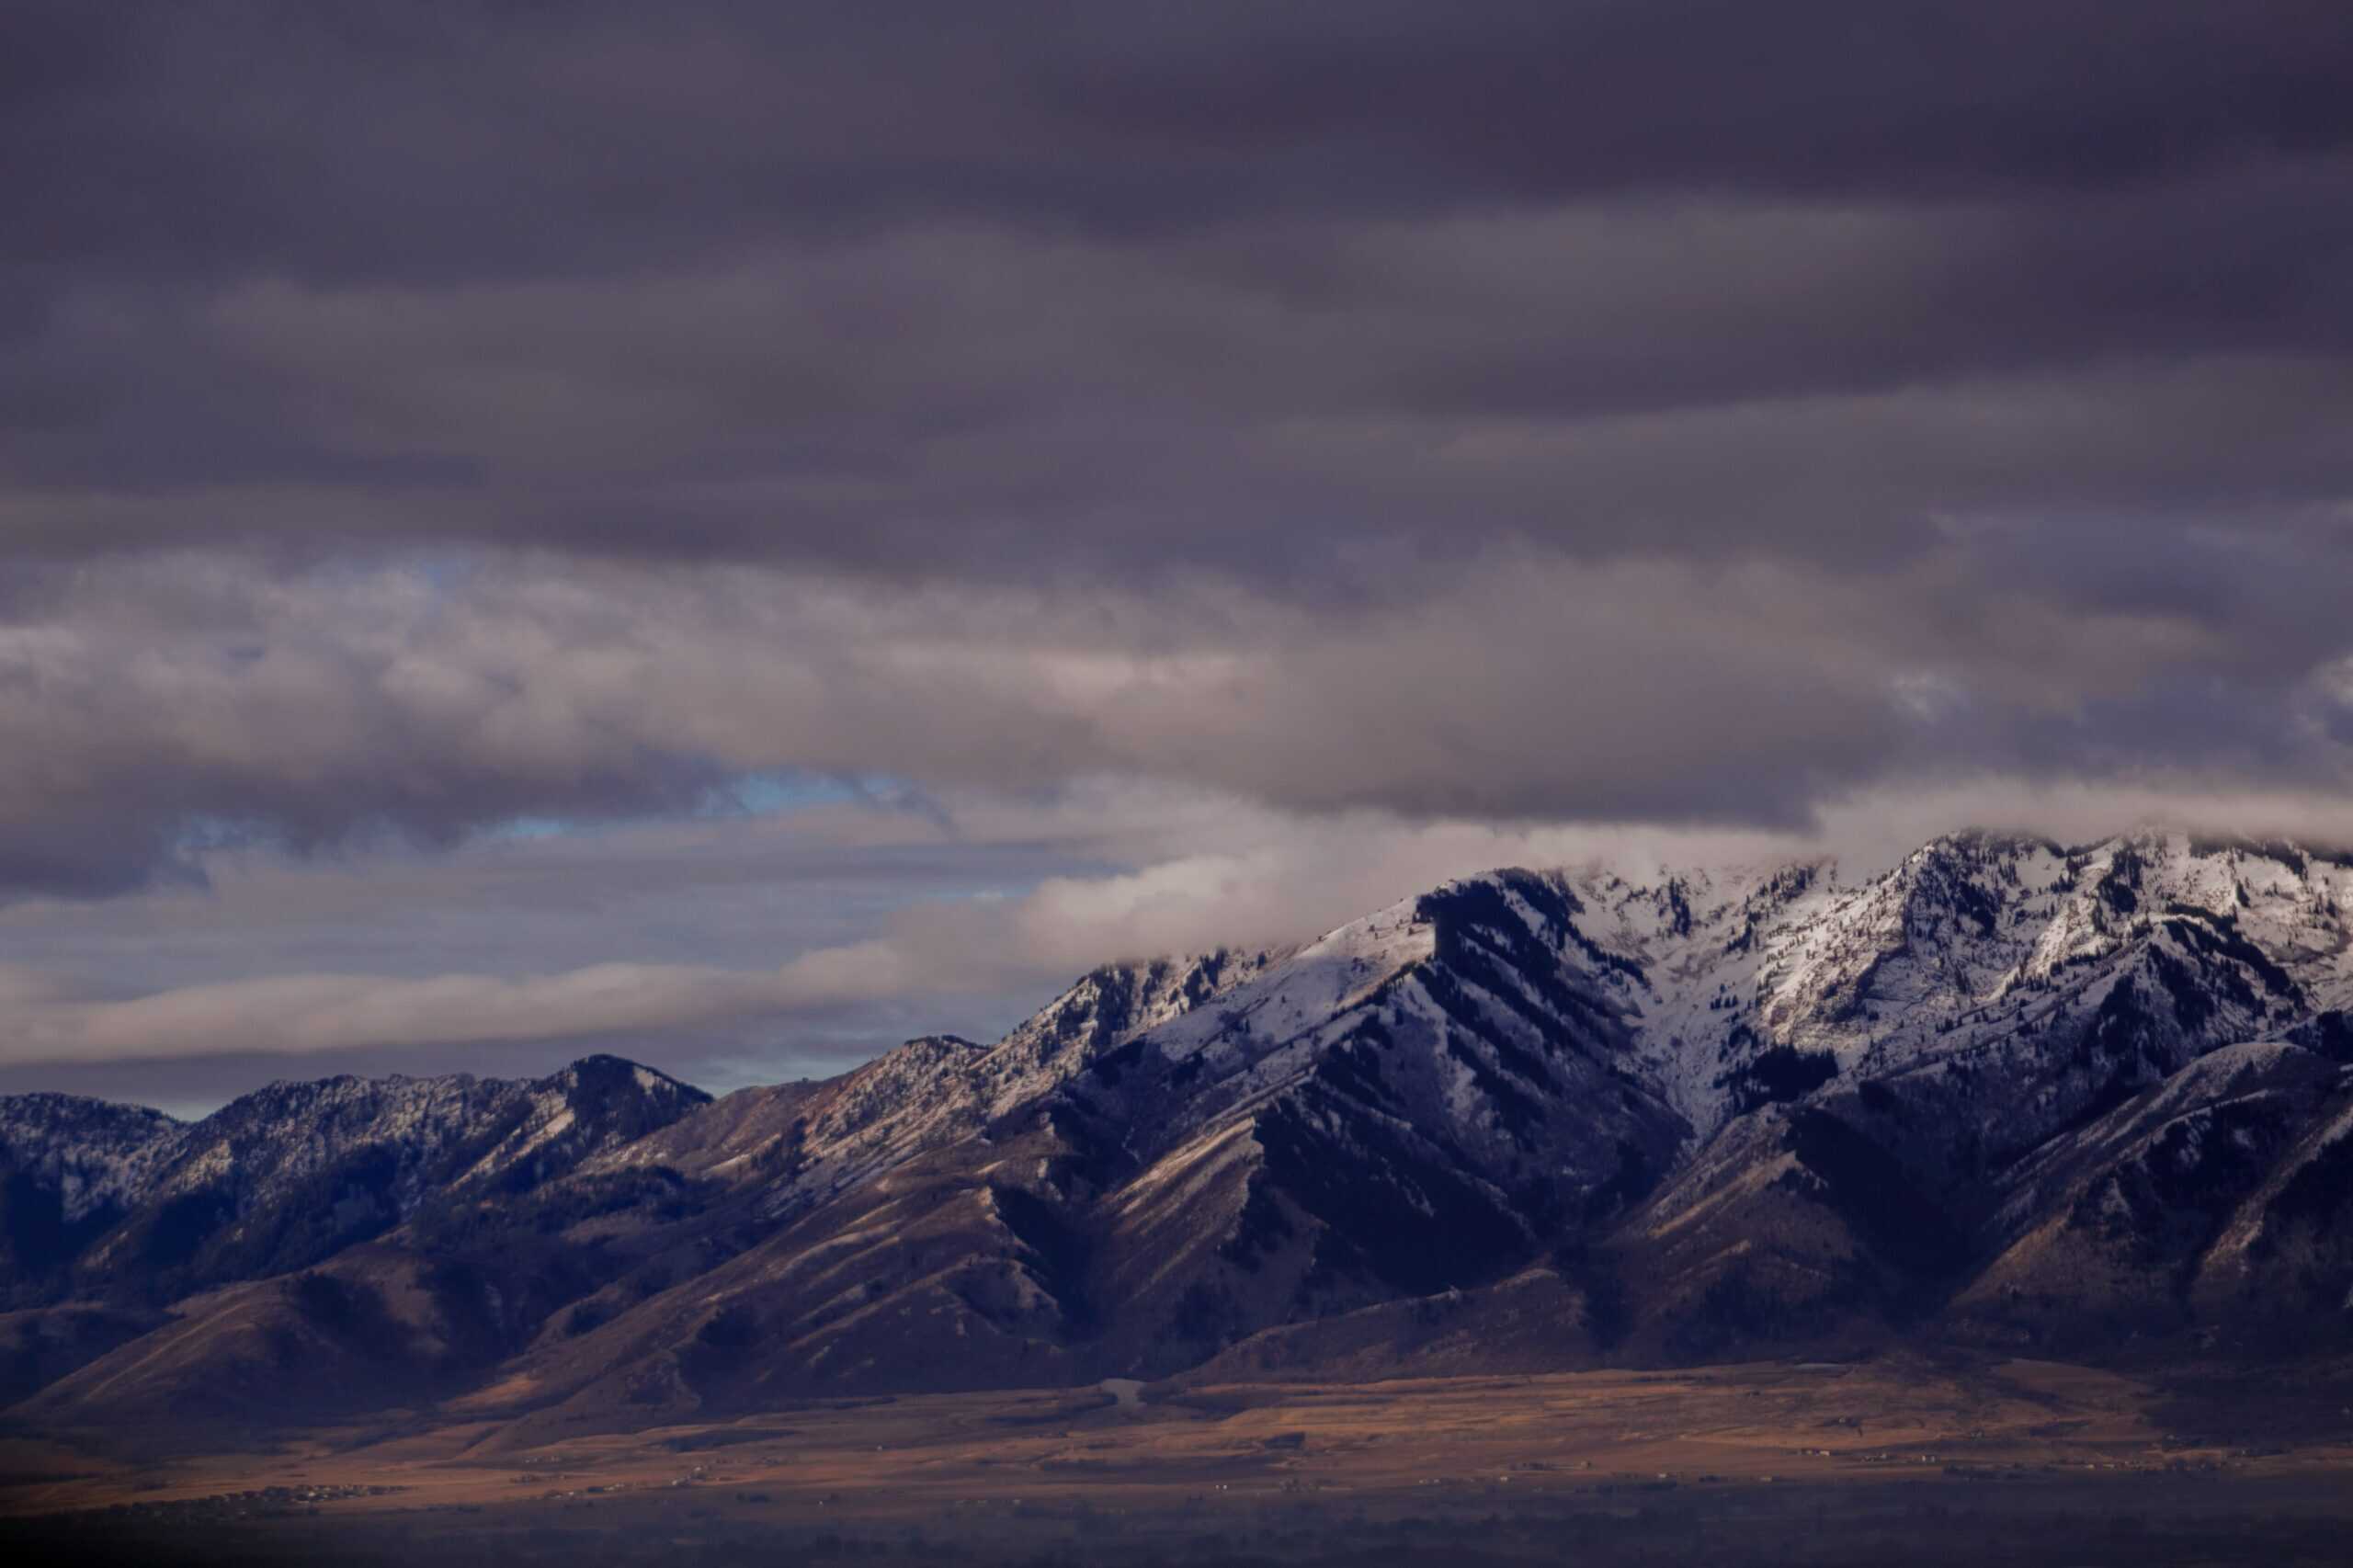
[4,0,2350,566]
[1,0,2351,915]
[12,2,2353,278]
[11,209,2353,576]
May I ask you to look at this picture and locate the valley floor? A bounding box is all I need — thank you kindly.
[6,1352,2353,1565]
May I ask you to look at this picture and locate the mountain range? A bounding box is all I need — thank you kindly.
[6,831,2352,1446]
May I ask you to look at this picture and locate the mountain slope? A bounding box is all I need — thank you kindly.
[0,1051,711,1415]
[63,1054,710,1307]
[1949,1039,2351,1348]
[0,1095,184,1290]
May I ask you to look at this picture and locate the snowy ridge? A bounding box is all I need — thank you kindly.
[1517,830,2353,1141]
[0,1093,185,1225]
[582,949,1287,1221]
[1009,830,2352,1177]
[1,1053,710,1307]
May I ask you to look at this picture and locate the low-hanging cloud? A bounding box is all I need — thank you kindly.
[11,770,2353,1074]
[3,546,2349,900]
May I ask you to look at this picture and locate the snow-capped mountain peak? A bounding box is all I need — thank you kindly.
[11,831,2353,1427]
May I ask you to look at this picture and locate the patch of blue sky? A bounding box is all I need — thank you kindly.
[471,771,940,846]
[714,771,873,816]
[490,815,574,842]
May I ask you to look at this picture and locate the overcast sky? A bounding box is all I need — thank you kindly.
[5,2,2352,1113]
